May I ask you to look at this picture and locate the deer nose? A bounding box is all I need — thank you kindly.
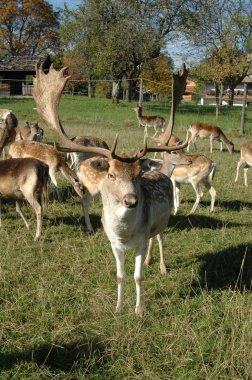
[122,193,138,208]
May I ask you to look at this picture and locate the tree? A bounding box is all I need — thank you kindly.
[60,0,187,102]
[0,0,60,56]
[141,54,174,100]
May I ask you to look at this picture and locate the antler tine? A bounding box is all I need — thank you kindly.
[135,136,148,159]
[160,63,189,147]
[144,131,189,154]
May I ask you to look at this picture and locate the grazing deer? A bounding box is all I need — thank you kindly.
[187,122,234,154]
[67,135,109,170]
[0,158,49,241]
[33,63,189,314]
[133,105,165,138]
[8,141,84,201]
[171,154,217,215]
[235,141,252,186]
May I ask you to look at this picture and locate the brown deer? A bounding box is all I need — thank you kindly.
[0,157,49,241]
[15,121,44,142]
[151,132,182,159]
[33,63,189,315]
[0,109,18,128]
[133,105,165,138]
[187,122,234,154]
[8,140,84,201]
[171,154,217,214]
[235,141,252,186]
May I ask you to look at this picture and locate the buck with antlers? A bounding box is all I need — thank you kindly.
[0,158,49,241]
[235,141,252,186]
[33,63,189,315]
[133,105,165,138]
[187,122,234,154]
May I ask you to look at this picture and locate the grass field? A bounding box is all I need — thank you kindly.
[0,96,252,379]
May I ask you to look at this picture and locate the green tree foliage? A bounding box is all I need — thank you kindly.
[141,54,174,99]
[0,0,60,56]
[60,0,186,81]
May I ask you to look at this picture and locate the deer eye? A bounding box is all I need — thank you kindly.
[108,173,115,180]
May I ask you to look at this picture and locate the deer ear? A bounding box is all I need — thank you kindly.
[90,158,109,172]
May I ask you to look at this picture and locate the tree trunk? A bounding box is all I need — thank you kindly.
[219,83,224,106]
[240,83,247,135]
[112,81,120,104]
[215,84,220,120]
[139,78,143,107]
[228,87,235,106]
[88,79,93,98]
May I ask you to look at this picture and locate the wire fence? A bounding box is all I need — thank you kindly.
[0,77,251,109]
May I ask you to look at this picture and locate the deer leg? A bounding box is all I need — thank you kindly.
[24,195,42,241]
[202,180,216,213]
[173,182,180,215]
[49,167,61,202]
[134,242,147,315]
[156,233,167,274]
[220,140,223,152]
[235,160,244,183]
[210,135,213,153]
[192,136,197,151]
[152,128,158,138]
[189,182,203,214]
[81,192,94,233]
[144,238,154,266]
[16,201,30,229]
[111,244,125,313]
[244,167,249,187]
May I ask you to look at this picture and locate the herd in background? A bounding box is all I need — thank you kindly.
[0,63,251,314]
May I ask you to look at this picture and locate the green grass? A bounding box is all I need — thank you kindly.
[0,96,252,379]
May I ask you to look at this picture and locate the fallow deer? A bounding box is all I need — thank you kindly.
[15,121,44,142]
[0,157,49,241]
[133,105,165,138]
[171,154,217,215]
[0,109,18,129]
[8,140,84,201]
[187,122,234,154]
[235,141,252,186]
[151,132,182,159]
[33,63,189,315]
[68,135,109,170]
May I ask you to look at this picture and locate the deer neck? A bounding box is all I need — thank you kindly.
[159,152,177,177]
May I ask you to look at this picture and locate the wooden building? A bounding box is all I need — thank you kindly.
[0,55,51,96]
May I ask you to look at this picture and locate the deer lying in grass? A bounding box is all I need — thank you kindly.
[68,135,109,170]
[33,63,189,314]
[171,154,217,214]
[235,141,252,186]
[133,105,165,138]
[187,122,234,154]
[0,158,49,241]
[8,141,84,201]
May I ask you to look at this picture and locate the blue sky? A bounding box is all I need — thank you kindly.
[49,0,79,9]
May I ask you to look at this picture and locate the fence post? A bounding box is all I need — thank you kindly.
[139,78,143,106]
[240,83,247,135]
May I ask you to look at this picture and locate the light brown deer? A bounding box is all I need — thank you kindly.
[32,63,189,315]
[187,122,234,154]
[133,105,165,138]
[15,121,44,142]
[8,140,84,201]
[151,132,182,159]
[235,141,252,186]
[171,154,217,215]
[0,109,18,128]
[0,157,49,241]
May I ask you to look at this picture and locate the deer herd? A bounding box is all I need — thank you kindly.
[0,63,250,314]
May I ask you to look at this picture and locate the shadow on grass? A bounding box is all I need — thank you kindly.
[169,213,248,231]
[218,199,252,211]
[48,213,102,231]
[0,339,107,373]
[195,244,252,291]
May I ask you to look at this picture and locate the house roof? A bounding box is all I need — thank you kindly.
[0,55,51,72]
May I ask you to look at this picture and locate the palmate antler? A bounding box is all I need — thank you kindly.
[33,63,188,161]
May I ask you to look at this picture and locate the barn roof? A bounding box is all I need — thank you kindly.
[0,55,51,72]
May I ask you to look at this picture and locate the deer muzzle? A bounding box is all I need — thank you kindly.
[122,193,138,208]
